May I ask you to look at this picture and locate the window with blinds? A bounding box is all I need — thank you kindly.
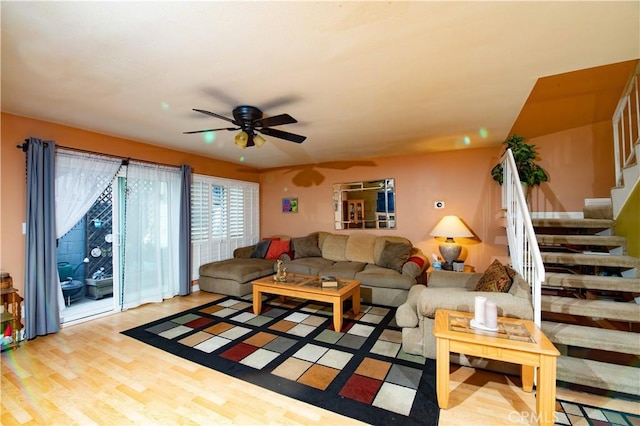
[190,175,259,280]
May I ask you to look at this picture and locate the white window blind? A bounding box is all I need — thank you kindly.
[190,175,259,280]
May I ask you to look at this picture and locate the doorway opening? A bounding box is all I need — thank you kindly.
[57,182,119,324]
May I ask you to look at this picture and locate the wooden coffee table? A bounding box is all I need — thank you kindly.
[433,309,560,426]
[252,274,360,332]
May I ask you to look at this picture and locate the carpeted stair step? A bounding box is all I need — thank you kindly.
[583,199,613,220]
[541,321,640,355]
[544,272,640,292]
[541,296,640,322]
[541,252,640,268]
[556,356,640,396]
[536,234,626,249]
[532,218,615,229]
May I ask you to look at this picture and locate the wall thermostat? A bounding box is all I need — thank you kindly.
[434,201,445,209]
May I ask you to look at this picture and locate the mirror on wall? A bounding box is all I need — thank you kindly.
[333,178,396,230]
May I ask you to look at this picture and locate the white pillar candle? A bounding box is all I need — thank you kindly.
[474,296,486,324]
[485,301,498,329]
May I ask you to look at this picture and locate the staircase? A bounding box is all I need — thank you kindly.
[532,201,640,397]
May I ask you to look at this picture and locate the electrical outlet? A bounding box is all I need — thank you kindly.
[434,201,445,209]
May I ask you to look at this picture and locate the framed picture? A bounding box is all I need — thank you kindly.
[282,197,298,213]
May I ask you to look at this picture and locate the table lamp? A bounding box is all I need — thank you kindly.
[430,215,473,270]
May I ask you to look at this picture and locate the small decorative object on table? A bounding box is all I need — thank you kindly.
[431,254,442,270]
[274,259,288,282]
[471,296,499,331]
[321,275,338,288]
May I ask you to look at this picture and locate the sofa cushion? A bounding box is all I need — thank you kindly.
[345,233,377,264]
[319,261,367,279]
[199,258,275,283]
[321,234,349,262]
[509,274,532,301]
[355,264,416,290]
[474,260,513,293]
[281,257,335,275]
[376,240,412,273]
[265,239,291,260]
[279,251,295,261]
[373,236,412,265]
[428,270,482,289]
[291,233,322,259]
[250,240,271,258]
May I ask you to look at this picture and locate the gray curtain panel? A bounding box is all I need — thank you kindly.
[178,164,192,296]
[24,137,60,339]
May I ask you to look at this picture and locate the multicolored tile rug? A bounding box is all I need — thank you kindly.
[554,400,640,426]
[122,294,439,425]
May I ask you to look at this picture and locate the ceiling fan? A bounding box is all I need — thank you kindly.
[184,105,306,149]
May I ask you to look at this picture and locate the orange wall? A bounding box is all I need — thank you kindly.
[1,113,260,295]
[526,121,616,212]
[260,148,504,272]
[259,122,616,273]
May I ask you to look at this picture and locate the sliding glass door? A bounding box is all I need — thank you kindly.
[119,162,181,309]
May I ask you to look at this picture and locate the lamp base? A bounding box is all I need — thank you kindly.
[438,243,461,271]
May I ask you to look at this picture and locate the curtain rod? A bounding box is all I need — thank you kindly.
[17,139,180,169]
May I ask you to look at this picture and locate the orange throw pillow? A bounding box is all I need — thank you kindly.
[265,240,291,260]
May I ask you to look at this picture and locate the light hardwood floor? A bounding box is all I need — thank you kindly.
[1,291,637,425]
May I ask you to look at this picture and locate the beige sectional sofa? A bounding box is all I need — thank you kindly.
[198,231,429,307]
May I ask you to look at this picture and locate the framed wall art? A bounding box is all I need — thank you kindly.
[282,197,298,213]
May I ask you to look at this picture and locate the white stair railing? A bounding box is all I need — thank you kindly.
[613,61,640,187]
[501,149,545,327]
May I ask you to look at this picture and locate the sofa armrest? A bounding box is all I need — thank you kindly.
[395,284,426,328]
[417,288,533,320]
[233,245,255,259]
[427,270,482,289]
[402,250,429,279]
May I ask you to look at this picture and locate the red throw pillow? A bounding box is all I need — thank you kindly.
[265,240,291,260]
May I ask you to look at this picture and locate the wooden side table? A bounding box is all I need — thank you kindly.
[433,309,560,426]
[427,265,475,274]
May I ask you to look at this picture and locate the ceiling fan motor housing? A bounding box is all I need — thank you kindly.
[233,105,263,128]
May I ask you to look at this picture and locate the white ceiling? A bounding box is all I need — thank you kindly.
[2,1,639,169]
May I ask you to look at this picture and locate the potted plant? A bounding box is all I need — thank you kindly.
[491,134,549,192]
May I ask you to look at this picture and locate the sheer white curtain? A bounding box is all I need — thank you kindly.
[55,149,121,311]
[121,162,181,309]
[55,149,121,237]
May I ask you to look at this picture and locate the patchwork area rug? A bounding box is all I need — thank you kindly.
[554,399,640,426]
[122,294,439,425]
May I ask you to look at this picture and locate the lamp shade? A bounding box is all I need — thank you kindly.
[254,133,266,148]
[430,215,473,241]
[235,131,249,149]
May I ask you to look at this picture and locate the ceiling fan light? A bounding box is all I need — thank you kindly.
[235,131,249,149]
[254,134,266,148]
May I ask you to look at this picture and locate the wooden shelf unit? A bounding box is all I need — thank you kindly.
[1,274,23,351]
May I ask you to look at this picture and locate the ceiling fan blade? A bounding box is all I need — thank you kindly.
[193,108,238,125]
[259,127,306,143]
[257,114,297,128]
[183,127,238,134]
